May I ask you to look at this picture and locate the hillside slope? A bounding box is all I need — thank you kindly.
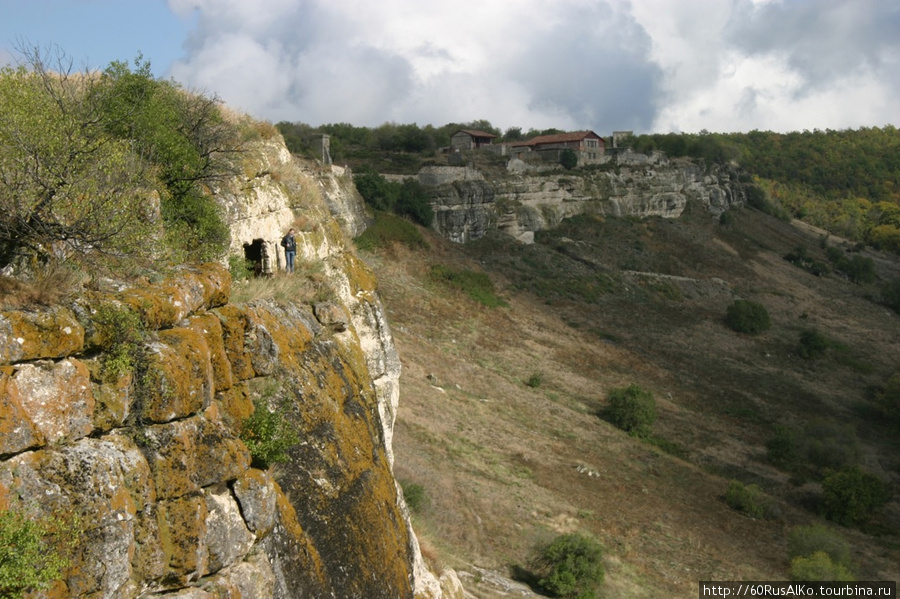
[364,203,900,597]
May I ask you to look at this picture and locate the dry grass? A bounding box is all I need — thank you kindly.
[229,265,332,305]
[0,265,83,310]
[365,206,900,597]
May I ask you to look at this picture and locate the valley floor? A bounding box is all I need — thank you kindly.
[364,205,900,598]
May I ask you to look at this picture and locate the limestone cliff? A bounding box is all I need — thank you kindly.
[0,134,455,598]
[424,153,745,243]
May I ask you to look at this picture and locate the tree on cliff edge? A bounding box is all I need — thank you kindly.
[0,46,157,268]
[0,46,240,270]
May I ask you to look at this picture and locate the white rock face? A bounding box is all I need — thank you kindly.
[216,135,444,597]
[428,155,745,243]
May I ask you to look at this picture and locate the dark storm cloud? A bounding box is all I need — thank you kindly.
[726,0,900,95]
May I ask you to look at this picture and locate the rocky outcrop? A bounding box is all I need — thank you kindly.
[0,132,450,598]
[426,155,745,243]
[0,264,417,598]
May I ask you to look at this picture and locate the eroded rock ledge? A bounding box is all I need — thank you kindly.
[0,263,424,598]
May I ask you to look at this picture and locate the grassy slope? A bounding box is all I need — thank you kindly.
[362,203,900,598]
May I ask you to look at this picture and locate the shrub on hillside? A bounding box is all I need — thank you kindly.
[604,384,656,438]
[874,372,900,429]
[767,420,860,478]
[821,467,892,526]
[880,278,900,314]
[797,328,829,359]
[531,533,605,599]
[725,299,771,334]
[428,264,507,308]
[790,552,855,582]
[724,480,778,519]
[354,212,429,251]
[400,480,429,513]
[560,149,578,170]
[788,524,853,571]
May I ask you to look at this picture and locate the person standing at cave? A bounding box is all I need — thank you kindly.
[281,228,297,273]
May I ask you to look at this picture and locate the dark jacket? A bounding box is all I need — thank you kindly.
[281,233,296,252]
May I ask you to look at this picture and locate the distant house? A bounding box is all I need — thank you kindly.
[450,129,498,150]
[512,130,605,165]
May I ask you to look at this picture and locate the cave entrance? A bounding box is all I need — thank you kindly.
[242,238,271,277]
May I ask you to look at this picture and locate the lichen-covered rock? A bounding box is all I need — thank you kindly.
[138,415,250,501]
[0,367,41,454]
[119,264,231,330]
[212,304,256,382]
[187,313,233,392]
[157,493,209,583]
[140,328,214,423]
[3,358,94,447]
[203,484,255,573]
[91,369,134,431]
[233,468,277,537]
[0,307,84,364]
[198,553,276,599]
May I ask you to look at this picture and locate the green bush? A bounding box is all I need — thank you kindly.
[0,506,79,598]
[241,395,300,469]
[560,149,578,170]
[768,420,860,478]
[874,372,900,428]
[525,372,544,388]
[533,533,605,599]
[428,264,507,308]
[766,425,799,469]
[724,480,776,519]
[354,212,429,251]
[400,480,429,513]
[790,551,854,582]
[354,171,434,227]
[788,524,852,570]
[725,299,771,334]
[228,255,255,281]
[881,278,900,314]
[605,384,656,438]
[798,328,829,359]
[94,304,147,382]
[821,467,892,525]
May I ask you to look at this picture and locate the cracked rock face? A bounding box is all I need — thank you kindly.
[425,159,745,244]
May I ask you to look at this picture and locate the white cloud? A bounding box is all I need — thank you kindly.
[166,0,899,133]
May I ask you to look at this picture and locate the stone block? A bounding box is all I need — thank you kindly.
[188,313,233,392]
[232,468,277,537]
[157,493,209,584]
[203,485,255,574]
[5,359,94,447]
[0,307,84,365]
[212,304,256,382]
[140,328,213,423]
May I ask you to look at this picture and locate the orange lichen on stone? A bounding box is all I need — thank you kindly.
[187,313,233,392]
[213,304,256,382]
[0,307,85,365]
[157,492,209,582]
[214,382,254,428]
[90,369,134,432]
[118,263,231,331]
[9,358,94,446]
[141,327,213,423]
[341,252,378,296]
[0,367,41,454]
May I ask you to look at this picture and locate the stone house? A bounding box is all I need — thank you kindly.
[450,129,498,150]
[511,130,606,165]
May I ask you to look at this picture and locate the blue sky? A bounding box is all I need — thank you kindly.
[1,0,898,135]
[0,1,194,77]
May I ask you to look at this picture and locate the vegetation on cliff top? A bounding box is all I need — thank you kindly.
[0,46,248,274]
